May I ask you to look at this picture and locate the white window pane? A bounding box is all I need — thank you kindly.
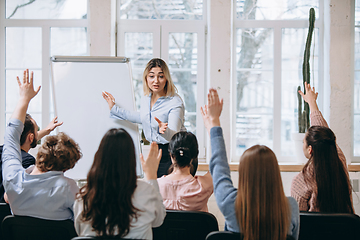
[281,28,319,156]
[119,0,203,20]
[168,32,198,134]
[125,32,154,109]
[6,27,42,69]
[6,0,87,19]
[235,28,273,158]
[51,28,88,56]
[236,0,318,20]
[356,0,360,25]
[6,70,42,114]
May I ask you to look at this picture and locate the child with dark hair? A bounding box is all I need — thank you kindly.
[157,131,213,212]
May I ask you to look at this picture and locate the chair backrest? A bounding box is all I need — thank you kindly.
[72,237,143,240]
[152,210,219,240]
[0,203,11,240]
[299,212,360,240]
[205,231,295,240]
[2,215,77,240]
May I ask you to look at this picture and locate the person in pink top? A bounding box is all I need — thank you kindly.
[291,83,354,213]
[157,131,213,212]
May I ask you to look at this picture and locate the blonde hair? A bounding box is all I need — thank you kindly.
[36,132,82,172]
[235,145,290,240]
[142,58,177,97]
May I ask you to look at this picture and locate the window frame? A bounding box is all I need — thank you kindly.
[0,0,88,144]
[231,0,324,163]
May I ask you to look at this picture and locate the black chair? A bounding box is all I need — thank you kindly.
[152,210,219,240]
[72,237,143,240]
[299,212,360,240]
[2,215,77,240]
[0,203,11,240]
[206,231,296,240]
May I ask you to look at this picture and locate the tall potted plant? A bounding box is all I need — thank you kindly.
[293,8,315,163]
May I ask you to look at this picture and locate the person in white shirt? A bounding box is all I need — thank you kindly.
[73,128,166,239]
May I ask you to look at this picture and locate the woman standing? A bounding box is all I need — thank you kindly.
[103,58,186,177]
[291,83,354,213]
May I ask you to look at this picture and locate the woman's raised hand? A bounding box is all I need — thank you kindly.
[200,88,223,134]
[154,117,168,134]
[298,82,319,112]
[102,91,115,110]
[140,142,162,180]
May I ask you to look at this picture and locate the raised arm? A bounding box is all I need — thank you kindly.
[2,70,41,184]
[37,116,63,139]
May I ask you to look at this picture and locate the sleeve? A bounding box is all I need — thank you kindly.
[110,105,142,124]
[290,173,310,212]
[2,119,25,189]
[73,199,83,235]
[310,110,347,168]
[288,197,300,240]
[67,180,80,220]
[208,127,240,233]
[146,179,166,228]
[161,102,185,141]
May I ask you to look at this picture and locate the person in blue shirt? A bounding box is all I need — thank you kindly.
[0,114,63,202]
[103,58,186,177]
[201,88,300,240]
[2,69,82,220]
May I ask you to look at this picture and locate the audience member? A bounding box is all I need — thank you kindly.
[0,114,62,202]
[291,83,354,213]
[2,69,81,220]
[201,88,299,240]
[74,129,166,239]
[157,131,213,211]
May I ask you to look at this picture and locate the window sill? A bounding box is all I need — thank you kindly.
[198,164,360,172]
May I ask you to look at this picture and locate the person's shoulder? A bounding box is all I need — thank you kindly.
[167,93,184,106]
[287,196,300,211]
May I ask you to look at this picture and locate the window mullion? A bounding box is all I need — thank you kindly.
[273,26,282,156]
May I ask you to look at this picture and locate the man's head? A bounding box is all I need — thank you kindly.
[20,114,38,149]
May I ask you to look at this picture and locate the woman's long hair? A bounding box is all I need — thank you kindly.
[303,126,354,213]
[235,145,290,240]
[78,128,139,236]
[169,131,198,169]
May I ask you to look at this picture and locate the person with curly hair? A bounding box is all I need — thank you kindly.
[2,69,82,220]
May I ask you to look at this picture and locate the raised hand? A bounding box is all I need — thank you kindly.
[298,82,319,112]
[140,142,162,180]
[154,117,168,134]
[200,88,223,134]
[102,91,115,110]
[38,117,64,139]
[17,69,41,102]
[12,69,41,122]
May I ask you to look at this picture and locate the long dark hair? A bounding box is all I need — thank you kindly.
[169,131,198,174]
[303,126,354,213]
[78,128,139,236]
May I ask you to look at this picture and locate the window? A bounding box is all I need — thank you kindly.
[232,0,321,162]
[0,0,88,142]
[117,0,206,159]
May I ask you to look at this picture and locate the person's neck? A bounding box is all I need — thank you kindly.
[20,144,30,153]
[167,166,191,180]
[151,92,166,108]
[30,166,45,175]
